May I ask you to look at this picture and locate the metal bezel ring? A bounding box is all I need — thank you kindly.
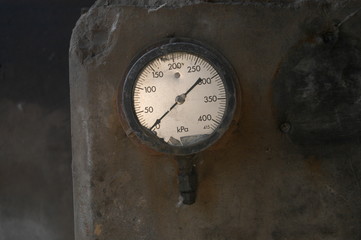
[121,39,237,155]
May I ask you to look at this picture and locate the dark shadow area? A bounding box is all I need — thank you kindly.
[0,1,94,239]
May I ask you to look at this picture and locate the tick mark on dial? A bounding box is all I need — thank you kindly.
[212,119,220,124]
[211,74,218,79]
[194,57,199,65]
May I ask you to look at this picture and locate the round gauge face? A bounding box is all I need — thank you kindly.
[121,40,237,155]
[134,52,226,146]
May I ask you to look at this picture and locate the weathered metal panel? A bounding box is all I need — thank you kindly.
[70,1,361,239]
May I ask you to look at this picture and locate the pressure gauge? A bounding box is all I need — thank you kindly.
[120,39,238,155]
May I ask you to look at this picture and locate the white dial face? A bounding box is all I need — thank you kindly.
[133,52,227,146]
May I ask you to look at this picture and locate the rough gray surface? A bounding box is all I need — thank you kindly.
[70,1,361,240]
[91,0,351,9]
[274,28,361,144]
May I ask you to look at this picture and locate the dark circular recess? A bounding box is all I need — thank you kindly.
[273,32,361,145]
[121,39,237,155]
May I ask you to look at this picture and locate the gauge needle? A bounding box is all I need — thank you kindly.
[184,77,202,95]
[149,78,202,131]
[149,102,177,131]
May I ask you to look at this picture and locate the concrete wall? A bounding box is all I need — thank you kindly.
[0,1,94,239]
[70,1,361,240]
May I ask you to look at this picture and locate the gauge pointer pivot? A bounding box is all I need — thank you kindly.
[149,78,202,131]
